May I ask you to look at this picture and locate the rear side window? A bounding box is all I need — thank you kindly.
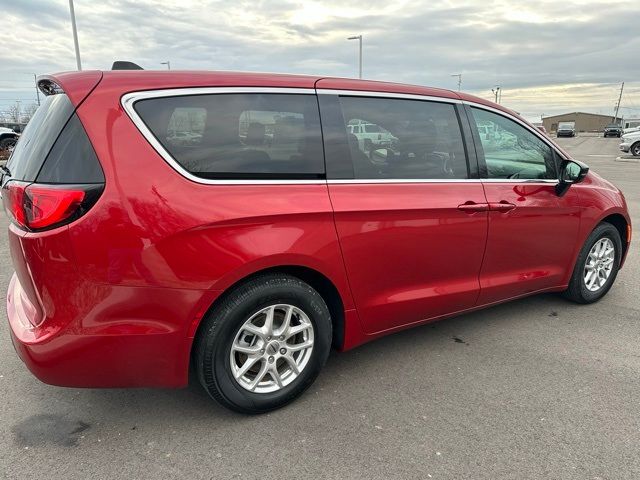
[134,93,325,179]
[337,96,468,179]
[37,115,104,184]
[7,94,74,181]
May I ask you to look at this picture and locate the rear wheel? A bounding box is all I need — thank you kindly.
[195,273,332,414]
[563,223,622,304]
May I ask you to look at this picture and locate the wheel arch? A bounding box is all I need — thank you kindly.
[600,213,630,261]
[189,264,347,370]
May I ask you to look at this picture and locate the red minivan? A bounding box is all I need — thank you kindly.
[2,68,631,413]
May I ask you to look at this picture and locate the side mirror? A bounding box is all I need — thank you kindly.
[556,159,589,196]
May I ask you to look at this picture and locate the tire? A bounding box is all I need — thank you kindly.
[195,273,332,414]
[0,136,17,150]
[563,222,622,304]
[631,142,640,157]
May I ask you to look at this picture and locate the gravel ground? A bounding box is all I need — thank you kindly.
[0,135,638,479]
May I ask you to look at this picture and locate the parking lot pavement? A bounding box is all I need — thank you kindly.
[1,136,639,480]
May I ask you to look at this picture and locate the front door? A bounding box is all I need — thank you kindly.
[467,106,581,305]
[318,91,489,334]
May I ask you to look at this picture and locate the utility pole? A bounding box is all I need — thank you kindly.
[33,74,40,106]
[613,82,624,123]
[347,35,362,79]
[451,73,462,91]
[492,86,501,104]
[161,61,171,70]
[68,0,82,70]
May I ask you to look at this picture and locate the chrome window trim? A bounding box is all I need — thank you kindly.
[121,87,325,185]
[316,89,462,105]
[327,179,558,185]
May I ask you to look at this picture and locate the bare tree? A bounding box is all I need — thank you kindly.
[24,103,39,122]
[7,102,22,123]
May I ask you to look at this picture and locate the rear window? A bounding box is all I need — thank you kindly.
[133,93,325,179]
[7,94,74,181]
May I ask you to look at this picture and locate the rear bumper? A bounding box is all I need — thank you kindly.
[7,272,214,388]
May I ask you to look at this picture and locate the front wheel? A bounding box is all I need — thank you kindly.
[195,274,332,413]
[563,222,622,304]
[632,142,640,157]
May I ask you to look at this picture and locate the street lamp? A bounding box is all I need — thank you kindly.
[347,35,362,79]
[160,61,171,70]
[68,0,82,70]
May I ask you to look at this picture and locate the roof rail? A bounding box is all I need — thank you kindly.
[111,61,144,71]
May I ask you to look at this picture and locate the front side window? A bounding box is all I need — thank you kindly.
[471,108,557,180]
[134,93,324,179]
[338,96,468,179]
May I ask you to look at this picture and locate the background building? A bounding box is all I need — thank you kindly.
[542,112,621,133]
[622,118,640,129]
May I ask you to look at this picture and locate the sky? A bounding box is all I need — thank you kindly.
[1,0,639,122]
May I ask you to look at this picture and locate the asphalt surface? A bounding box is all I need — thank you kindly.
[1,135,639,479]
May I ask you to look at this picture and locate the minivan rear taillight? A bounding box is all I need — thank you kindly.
[3,181,28,228]
[2,181,102,231]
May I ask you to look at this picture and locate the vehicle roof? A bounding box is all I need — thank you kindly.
[41,69,517,115]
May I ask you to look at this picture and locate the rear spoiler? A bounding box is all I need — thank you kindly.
[36,71,103,108]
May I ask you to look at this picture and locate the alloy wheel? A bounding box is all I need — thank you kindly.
[583,237,615,292]
[230,304,314,393]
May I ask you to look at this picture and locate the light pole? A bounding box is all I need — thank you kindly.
[68,0,82,70]
[161,61,171,70]
[347,35,362,79]
[451,73,462,91]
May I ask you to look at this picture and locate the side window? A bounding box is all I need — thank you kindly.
[470,107,557,180]
[134,93,324,179]
[338,96,468,179]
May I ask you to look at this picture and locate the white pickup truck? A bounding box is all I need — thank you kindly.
[0,127,19,151]
[348,122,398,152]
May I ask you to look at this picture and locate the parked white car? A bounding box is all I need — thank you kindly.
[620,130,640,156]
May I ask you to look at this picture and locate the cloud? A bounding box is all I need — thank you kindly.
[1,0,639,121]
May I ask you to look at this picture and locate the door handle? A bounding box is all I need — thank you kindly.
[489,201,516,212]
[457,202,489,213]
